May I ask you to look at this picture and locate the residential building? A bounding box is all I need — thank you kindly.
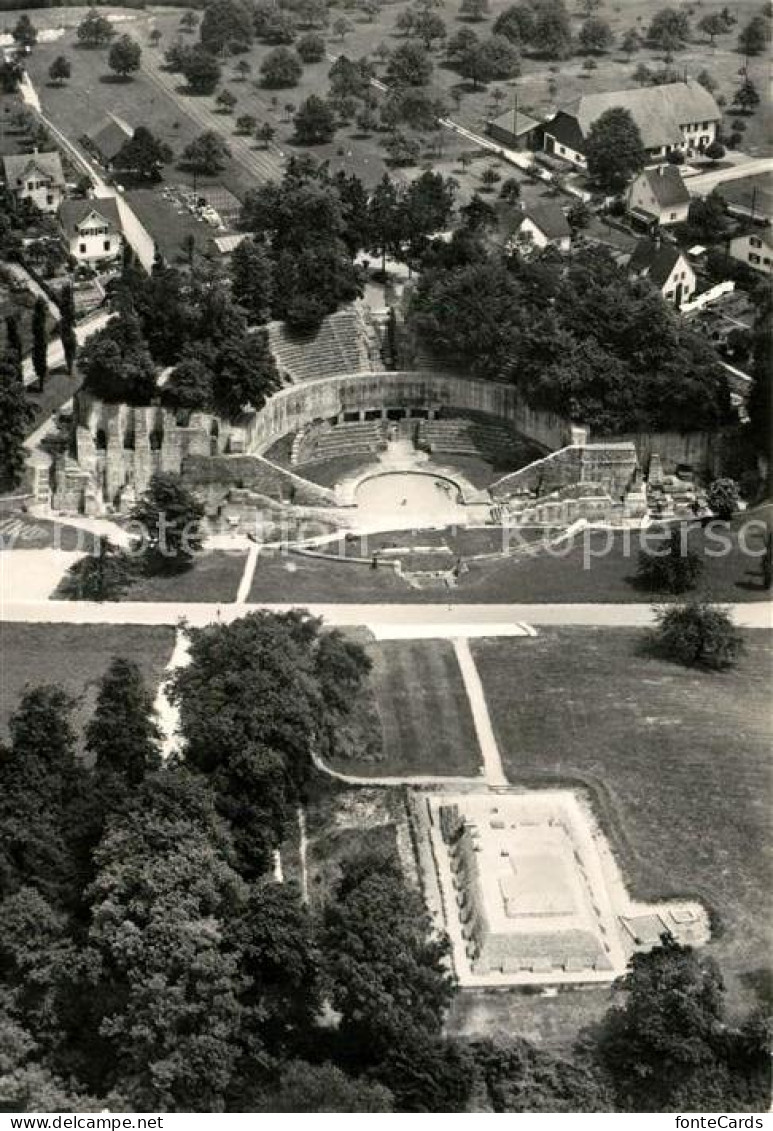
[627,237,697,308]
[728,228,773,275]
[510,203,572,252]
[83,115,133,168]
[59,198,123,265]
[543,81,721,171]
[2,151,65,213]
[627,165,691,228]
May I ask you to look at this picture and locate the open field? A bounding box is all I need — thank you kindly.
[247,522,771,603]
[124,550,247,602]
[331,639,481,776]
[473,628,773,1018]
[0,621,175,743]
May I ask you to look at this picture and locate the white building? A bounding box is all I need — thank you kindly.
[628,237,697,309]
[728,228,773,275]
[2,151,65,213]
[59,198,123,266]
[627,165,691,228]
[543,81,721,171]
[511,202,572,253]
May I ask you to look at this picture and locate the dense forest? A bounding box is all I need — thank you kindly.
[1,611,769,1112]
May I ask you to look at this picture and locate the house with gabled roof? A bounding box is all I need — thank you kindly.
[543,80,720,171]
[2,151,65,213]
[627,236,696,308]
[627,164,691,228]
[728,227,773,275]
[510,202,572,253]
[59,198,123,265]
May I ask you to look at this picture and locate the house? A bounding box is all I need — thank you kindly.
[486,108,543,151]
[83,115,133,168]
[628,237,697,308]
[714,173,773,224]
[59,198,123,265]
[627,165,691,229]
[511,203,572,252]
[728,228,773,275]
[543,81,721,170]
[2,151,65,213]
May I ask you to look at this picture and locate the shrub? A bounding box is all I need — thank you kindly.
[635,527,704,594]
[649,601,744,670]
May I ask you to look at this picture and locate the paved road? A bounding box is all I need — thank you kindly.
[683,157,773,197]
[1,597,770,630]
[22,310,109,389]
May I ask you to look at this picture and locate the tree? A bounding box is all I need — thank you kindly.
[161,353,214,413]
[31,297,48,390]
[460,35,520,85]
[256,1062,393,1112]
[650,601,743,670]
[58,536,136,602]
[262,10,297,45]
[460,191,497,230]
[734,77,760,112]
[598,935,731,1110]
[0,351,32,491]
[737,14,770,55]
[297,32,325,62]
[130,473,204,574]
[499,177,521,204]
[696,68,717,93]
[86,658,162,786]
[83,770,245,1110]
[386,41,434,86]
[635,527,703,594]
[48,56,71,86]
[493,3,535,44]
[567,198,592,229]
[531,0,573,59]
[13,14,37,49]
[216,87,237,113]
[321,851,454,1059]
[200,0,254,53]
[585,106,647,191]
[181,48,222,94]
[256,121,276,148]
[77,8,116,48]
[5,315,22,363]
[114,126,172,181]
[621,28,640,56]
[107,35,142,79]
[180,9,199,32]
[368,174,406,272]
[293,95,337,143]
[707,477,740,519]
[235,112,257,134]
[329,56,373,100]
[260,46,303,88]
[181,131,231,174]
[472,1036,612,1112]
[78,312,157,405]
[149,27,163,47]
[647,7,691,51]
[229,239,274,322]
[212,329,280,418]
[579,16,614,52]
[699,13,728,45]
[333,16,354,40]
[411,10,447,49]
[704,140,725,162]
[459,0,489,21]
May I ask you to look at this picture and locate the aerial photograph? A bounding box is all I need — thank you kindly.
[0,0,770,1117]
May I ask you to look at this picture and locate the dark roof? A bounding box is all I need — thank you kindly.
[641,165,690,208]
[85,116,133,162]
[59,198,122,238]
[520,202,571,240]
[543,110,586,154]
[2,151,64,188]
[628,238,686,288]
[715,173,773,221]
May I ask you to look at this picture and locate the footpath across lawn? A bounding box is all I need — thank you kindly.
[473,628,773,1019]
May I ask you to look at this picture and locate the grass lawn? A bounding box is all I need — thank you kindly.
[124,188,215,266]
[0,509,99,551]
[248,523,770,603]
[473,628,773,1019]
[330,639,481,777]
[0,622,175,745]
[447,984,613,1047]
[25,365,82,436]
[124,550,247,602]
